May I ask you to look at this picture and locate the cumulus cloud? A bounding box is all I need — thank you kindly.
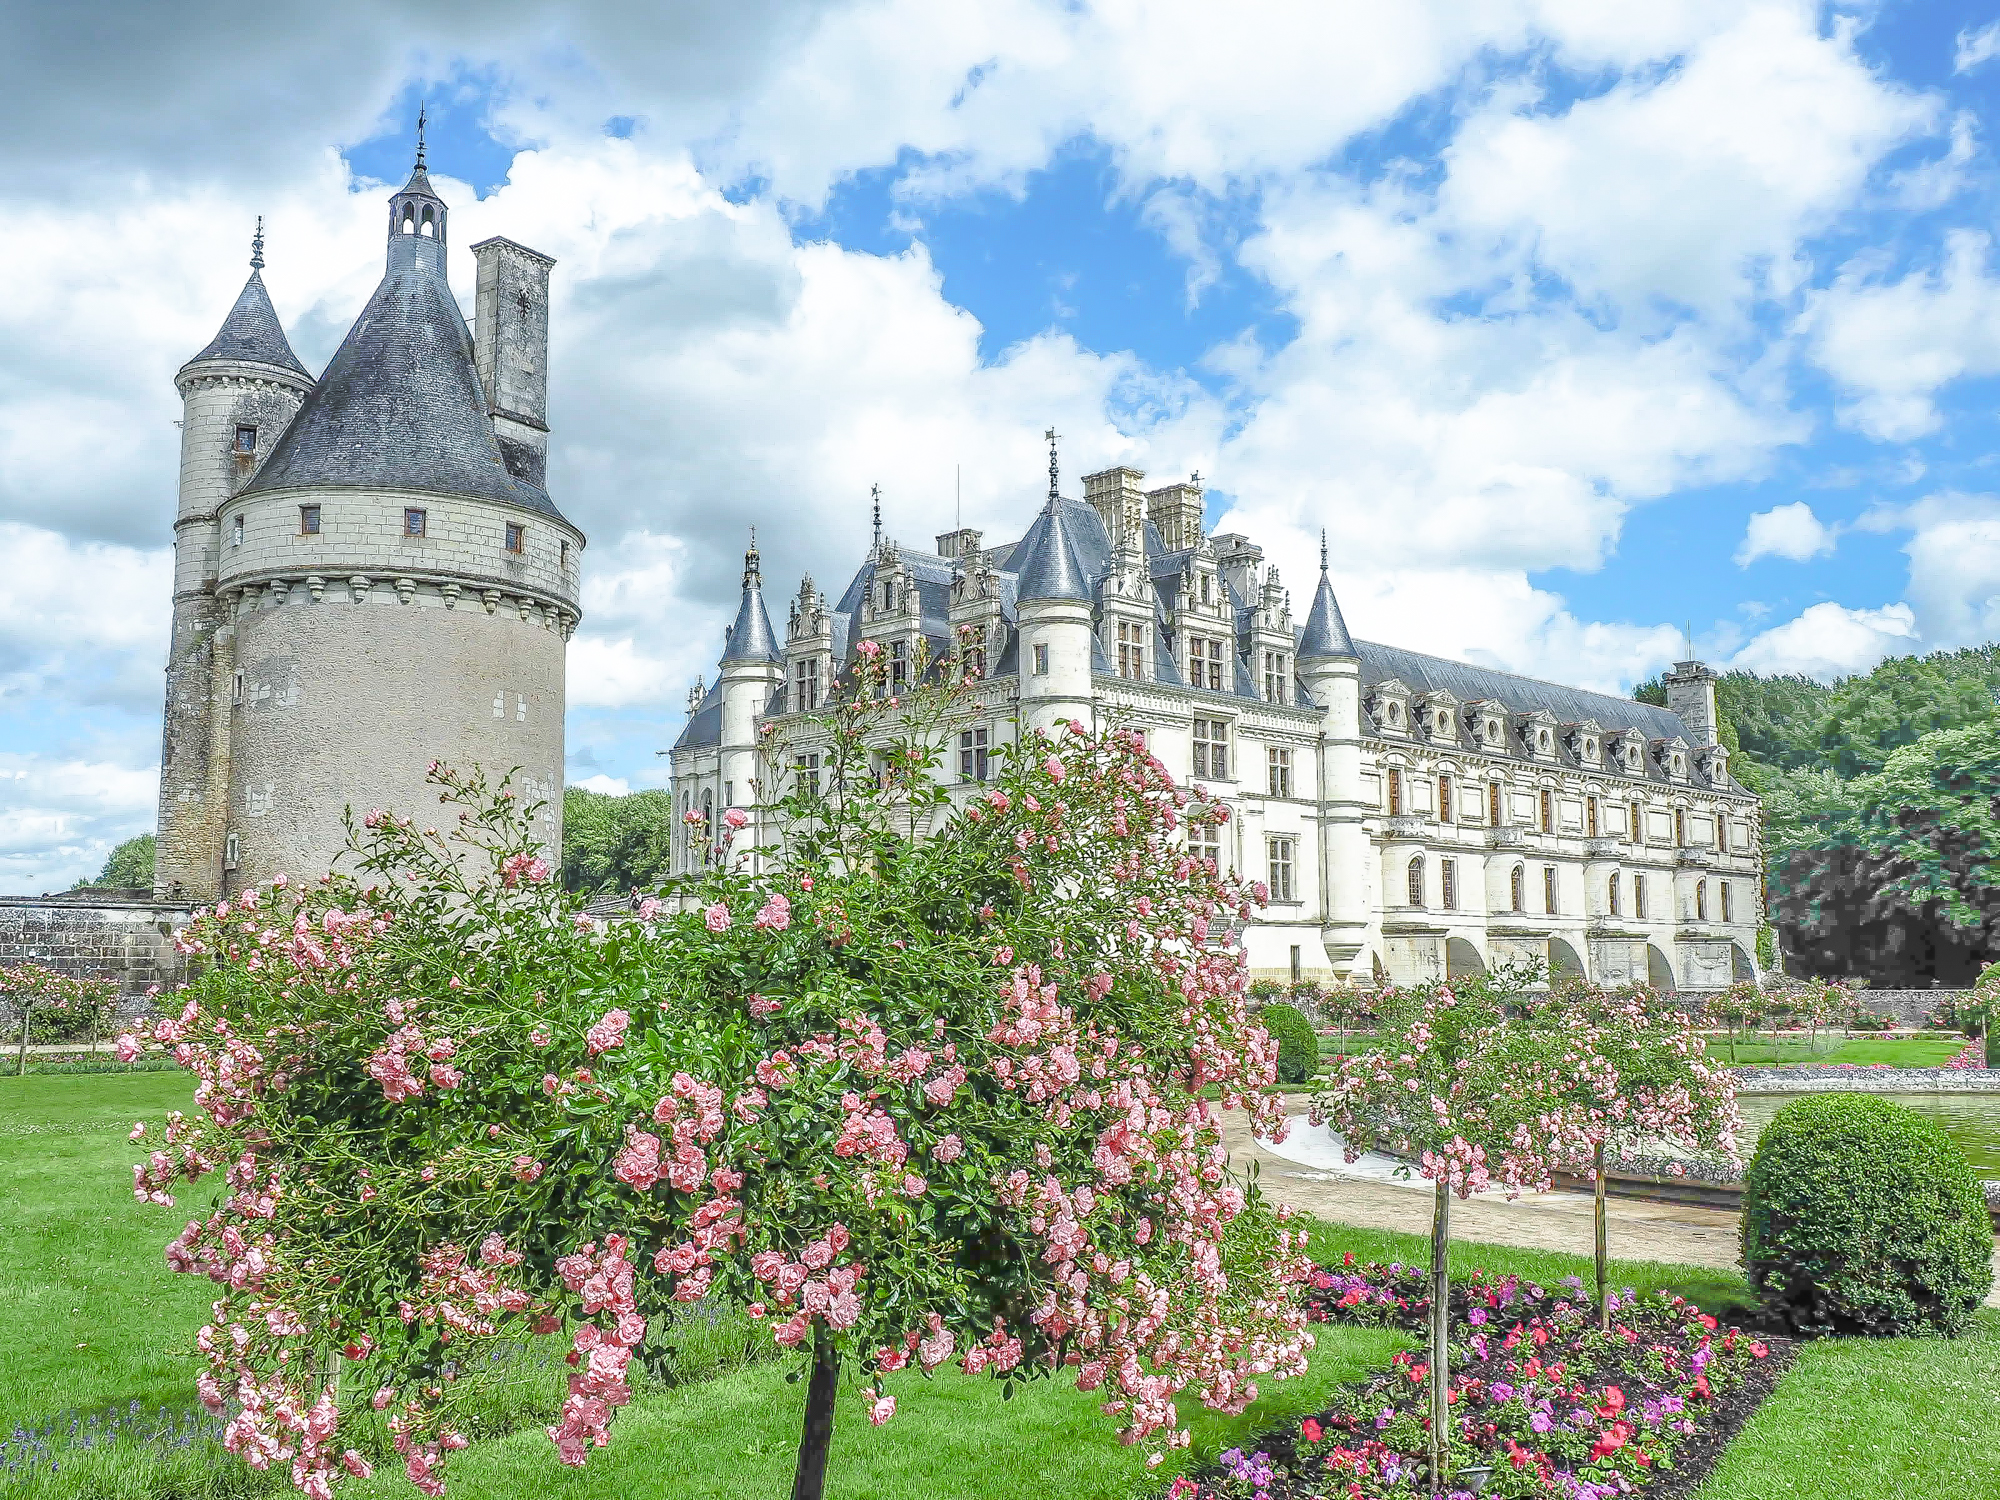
[571,774,631,795]
[0,753,160,896]
[1734,501,1837,566]
[1729,601,1920,680]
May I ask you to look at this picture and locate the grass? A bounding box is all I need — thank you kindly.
[1714,1035,1970,1067]
[8,1073,2000,1499]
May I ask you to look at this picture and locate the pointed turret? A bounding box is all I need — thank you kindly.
[720,531,781,664]
[1014,498,1091,602]
[1299,530,1357,659]
[182,219,310,378]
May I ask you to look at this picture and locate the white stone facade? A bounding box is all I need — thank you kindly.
[670,464,1761,993]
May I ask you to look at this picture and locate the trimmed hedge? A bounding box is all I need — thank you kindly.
[1741,1093,1994,1337]
[1259,1002,1319,1086]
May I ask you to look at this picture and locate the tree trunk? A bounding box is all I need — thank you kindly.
[1594,1141,1610,1333]
[790,1327,841,1500]
[16,1004,28,1076]
[1428,1177,1450,1496]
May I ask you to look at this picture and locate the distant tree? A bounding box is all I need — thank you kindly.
[1768,721,2000,985]
[1810,655,1995,778]
[561,787,676,897]
[84,834,155,890]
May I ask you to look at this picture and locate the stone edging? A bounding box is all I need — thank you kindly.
[1727,1066,2000,1092]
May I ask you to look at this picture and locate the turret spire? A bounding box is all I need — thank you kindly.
[1045,426,1060,505]
[1320,528,1328,573]
[871,483,882,550]
[1299,535,1357,660]
[720,528,781,665]
[415,103,428,172]
[250,216,265,271]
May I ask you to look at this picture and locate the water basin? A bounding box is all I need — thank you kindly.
[1735,1092,2000,1176]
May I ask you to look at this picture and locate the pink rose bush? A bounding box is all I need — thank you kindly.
[126,703,1307,1498]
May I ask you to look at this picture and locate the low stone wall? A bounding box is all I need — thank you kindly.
[0,893,195,1005]
[1730,1066,2000,1092]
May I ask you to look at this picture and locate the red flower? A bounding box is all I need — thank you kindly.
[1300,1418,1323,1444]
[1749,1340,1769,1358]
[1589,1420,1634,1461]
[1594,1385,1626,1419]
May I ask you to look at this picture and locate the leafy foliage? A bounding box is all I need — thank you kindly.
[1257,1003,1318,1086]
[1740,1093,1993,1338]
[1,963,120,1042]
[559,787,675,897]
[83,833,155,890]
[119,675,1312,1498]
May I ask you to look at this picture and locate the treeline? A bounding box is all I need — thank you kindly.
[1640,646,2000,985]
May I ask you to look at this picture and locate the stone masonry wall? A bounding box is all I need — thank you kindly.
[0,895,193,1006]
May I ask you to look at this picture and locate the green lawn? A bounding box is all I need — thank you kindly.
[1712,1035,1970,1067]
[8,1073,2000,1500]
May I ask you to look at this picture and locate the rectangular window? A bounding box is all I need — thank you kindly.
[1189,636,1224,691]
[299,504,320,535]
[1438,772,1453,824]
[1387,767,1403,815]
[1608,872,1621,916]
[1266,836,1296,902]
[561,540,570,568]
[793,656,820,713]
[1629,801,1643,844]
[1116,620,1146,680]
[1544,866,1558,914]
[405,508,427,537]
[1696,879,1708,921]
[1267,746,1292,798]
[1675,808,1687,846]
[1634,873,1648,919]
[958,727,991,783]
[223,831,239,868]
[232,669,245,706]
[233,425,257,454]
[793,752,821,797]
[506,522,524,553]
[1192,718,1230,780]
[1189,818,1222,870]
[1262,651,1288,704]
[1488,782,1501,827]
[1290,945,1302,984]
[1587,796,1599,837]
[1442,857,1458,911]
[1721,880,1733,923]
[889,638,907,691]
[1539,788,1554,833]
[962,624,987,678]
[1716,815,1726,852]
[1032,643,1048,676]
[231,516,243,547]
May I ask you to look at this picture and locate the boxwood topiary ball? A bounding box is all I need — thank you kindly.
[1257,1002,1320,1087]
[1741,1093,1994,1337]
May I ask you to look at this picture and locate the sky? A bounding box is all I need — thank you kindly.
[5,0,2000,890]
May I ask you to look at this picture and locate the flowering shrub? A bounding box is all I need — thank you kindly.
[1174,1257,1778,1500]
[121,690,1312,1498]
[1307,973,1579,1490]
[2,962,120,1044]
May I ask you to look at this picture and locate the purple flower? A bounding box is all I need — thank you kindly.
[1469,1307,1489,1325]
[1531,1411,1553,1434]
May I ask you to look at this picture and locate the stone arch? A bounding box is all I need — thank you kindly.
[1646,943,1677,992]
[1549,936,1586,983]
[1731,942,1756,983]
[1445,936,1485,979]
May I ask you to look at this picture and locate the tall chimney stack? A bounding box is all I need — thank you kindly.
[471,236,556,488]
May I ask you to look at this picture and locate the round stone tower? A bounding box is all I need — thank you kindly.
[154,127,584,897]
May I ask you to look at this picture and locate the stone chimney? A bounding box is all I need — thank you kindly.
[472,237,556,488]
[1663,660,1719,746]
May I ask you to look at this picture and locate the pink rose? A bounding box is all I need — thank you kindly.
[723,807,750,830]
[115,1033,141,1063]
[704,903,733,933]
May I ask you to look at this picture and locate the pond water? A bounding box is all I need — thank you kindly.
[1735,1092,2000,1176]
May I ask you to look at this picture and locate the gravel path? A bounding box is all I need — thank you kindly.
[1223,1108,2000,1308]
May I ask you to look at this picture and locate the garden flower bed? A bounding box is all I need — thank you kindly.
[1169,1259,1790,1500]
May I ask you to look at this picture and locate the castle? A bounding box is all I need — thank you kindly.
[152,130,584,901]
[669,448,1763,990]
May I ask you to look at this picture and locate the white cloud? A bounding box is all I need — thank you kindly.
[0,753,159,895]
[1955,20,2000,73]
[571,774,631,795]
[1804,230,2000,441]
[1868,491,2000,647]
[1728,601,1919,679]
[1734,501,1837,566]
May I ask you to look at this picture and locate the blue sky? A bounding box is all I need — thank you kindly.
[7,1,2000,888]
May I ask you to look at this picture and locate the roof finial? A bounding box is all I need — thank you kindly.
[1320,528,1328,573]
[415,103,428,172]
[871,483,882,550]
[743,527,761,588]
[1189,469,1202,488]
[1045,426,1060,506]
[249,215,266,271]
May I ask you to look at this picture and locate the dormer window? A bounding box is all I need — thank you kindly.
[1387,703,1401,726]
[1199,574,1212,606]
[1538,730,1551,751]
[1486,719,1500,742]
[233,425,258,455]
[793,655,821,713]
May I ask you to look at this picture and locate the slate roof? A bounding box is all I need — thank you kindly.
[184,270,310,378]
[1299,569,1358,658]
[242,241,570,523]
[1012,499,1095,602]
[720,576,781,664]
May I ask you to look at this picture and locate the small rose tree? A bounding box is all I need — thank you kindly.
[121,679,1311,1499]
[1306,971,1568,1493]
[1516,985,1740,1329]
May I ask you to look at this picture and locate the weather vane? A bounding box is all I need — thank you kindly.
[1044,427,1060,504]
[415,103,428,171]
[871,483,882,550]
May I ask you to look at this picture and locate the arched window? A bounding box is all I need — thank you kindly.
[1510,865,1524,912]
[1407,856,1424,907]
[1608,872,1621,916]
[1696,879,1708,921]
[1539,788,1554,833]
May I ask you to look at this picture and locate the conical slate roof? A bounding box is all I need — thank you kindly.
[242,254,566,520]
[183,270,309,378]
[1299,558,1357,659]
[720,540,781,664]
[1013,497,1092,602]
